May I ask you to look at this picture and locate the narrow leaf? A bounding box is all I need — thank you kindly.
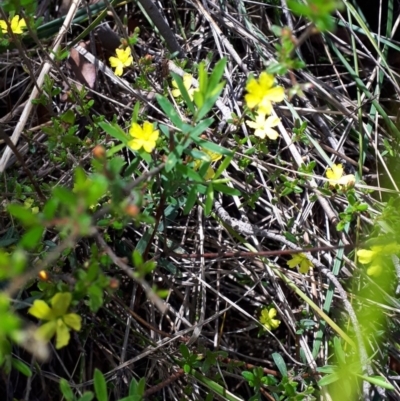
[272,353,287,377]
[94,368,108,401]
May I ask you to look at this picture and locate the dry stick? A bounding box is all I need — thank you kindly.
[169,245,349,259]
[0,127,46,202]
[213,201,371,374]
[143,369,185,397]
[95,233,167,314]
[0,0,82,173]
[136,0,185,58]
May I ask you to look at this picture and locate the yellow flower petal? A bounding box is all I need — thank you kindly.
[109,57,123,76]
[326,164,343,181]
[204,167,216,180]
[115,47,131,65]
[287,253,313,274]
[36,320,57,342]
[142,139,157,153]
[171,74,194,100]
[254,128,266,139]
[337,174,356,187]
[260,307,281,331]
[367,264,382,277]
[265,116,280,127]
[245,120,259,129]
[258,72,275,89]
[258,99,273,115]
[244,92,262,109]
[245,73,284,113]
[287,254,302,268]
[50,292,72,317]
[264,86,285,102]
[11,15,26,34]
[55,319,71,349]
[0,20,8,33]
[28,300,55,320]
[128,121,158,152]
[203,149,222,162]
[128,138,143,150]
[143,121,156,136]
[63,313,82,331]
[171,88,181,97]
[183,74,193,90]
[109,48,132,76]
[264,129,279,140]
[129,122,143,138]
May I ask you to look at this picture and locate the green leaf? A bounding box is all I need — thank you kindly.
[94,368,108,401]
[358,375,395,390]
[59,378,75,401]
[316,365,336,374]
[207,58,227,96]
[183,186,199,215]
[333,337,346,365]
[20,226,44,250]
[241,371,254,381]
[193,90,204,109]
[357,203,369,212]
[272,352,287,377]
[318,373,340,387]
[52,187,77,207]
[204,184,214,216]
[165,151,179,173]
[132,250,143,267]
[99,122,128,144]
[11,358,32,377]
[170,73,195,114]
[129,377,145,397]
[195,140,232,157]
[213,154,233,180]
[43,197,59,220]
[156,95,184,129]
[60,109,76,125]
[189,118,214,139]
[132,101,140,123]
[197,61,208,95]
[7,204,38,226]
[180,343,190,359]
[85,175,109,207]
[212,183,241,196]
[176,164,204,182]
[195,85,224,121]
[119,396,139,401]
[77,392,94,401]
[106,143,125,157]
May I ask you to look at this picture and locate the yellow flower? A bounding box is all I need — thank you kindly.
[109,47,133,76]
[326,163,355,188]
[193,148,222,180]
[246,113,280,140]
[287,253,314,274]
[172,73,195,100]
[128,121,159,153]
[357,242,400,277]
[244,72,285,114]
[28,292,82,349]
[260,307,281,331]
[0,15,26,35]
